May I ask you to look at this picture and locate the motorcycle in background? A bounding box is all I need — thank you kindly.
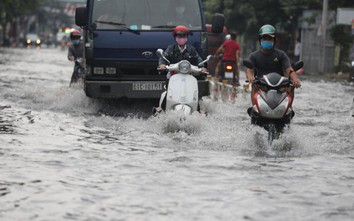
[219,61,239,86]
[243,59,304,144]
[215,52,239,85]
[156,49,213,115]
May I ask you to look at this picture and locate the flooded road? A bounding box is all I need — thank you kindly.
[0,48,354,221]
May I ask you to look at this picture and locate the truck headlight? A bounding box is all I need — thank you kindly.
[93,67,104,74]
[105,67,116,74]
[179,61,191,74]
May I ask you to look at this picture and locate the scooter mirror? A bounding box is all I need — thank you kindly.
[198,55,214,67]
[206,55,214,62]
[243,59,254,69]
[156,49,170,65]
[293,60,304,71]
[156,49,163,58]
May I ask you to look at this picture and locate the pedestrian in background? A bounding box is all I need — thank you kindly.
[294,39,301,62]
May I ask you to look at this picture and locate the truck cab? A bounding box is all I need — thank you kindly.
[75,0,224,99]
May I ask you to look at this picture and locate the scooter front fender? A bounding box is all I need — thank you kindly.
[174,104,192,115]
[166,74,199,112]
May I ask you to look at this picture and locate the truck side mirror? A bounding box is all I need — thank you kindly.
[75,7,87,27]
[211,13,225,34]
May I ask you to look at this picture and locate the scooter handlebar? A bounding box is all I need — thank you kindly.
[157,64,205,74]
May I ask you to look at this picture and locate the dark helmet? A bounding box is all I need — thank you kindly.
[258,24,276,40]
[172,25,189,37]
[230,31,237,40]
[70,29,81,40]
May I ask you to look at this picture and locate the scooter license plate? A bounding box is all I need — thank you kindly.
[225,72,233,78]
[132,82,163,91]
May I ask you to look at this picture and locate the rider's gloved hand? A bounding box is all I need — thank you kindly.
[68,56,75,61]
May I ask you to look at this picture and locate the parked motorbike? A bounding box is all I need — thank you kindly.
[243,59,304,144]
[156,49,213,115]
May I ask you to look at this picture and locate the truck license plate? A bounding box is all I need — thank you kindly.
[132,82,163,91]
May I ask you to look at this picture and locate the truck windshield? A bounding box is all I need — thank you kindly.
[92,0,203,31]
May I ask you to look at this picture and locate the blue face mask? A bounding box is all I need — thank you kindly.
[260,41,274,50]
[72,40,80,45]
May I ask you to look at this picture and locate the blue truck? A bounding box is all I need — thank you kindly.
[75,0,224,99]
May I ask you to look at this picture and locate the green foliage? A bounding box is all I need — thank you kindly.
[202,0,353,51]
[0,0,44,24]
[330,24,354,65]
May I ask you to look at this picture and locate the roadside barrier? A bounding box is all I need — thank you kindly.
[207,76,250,103]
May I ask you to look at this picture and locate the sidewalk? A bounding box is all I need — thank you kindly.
[299,72,351,82]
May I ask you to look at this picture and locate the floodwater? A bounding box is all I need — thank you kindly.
[0,48,354,221]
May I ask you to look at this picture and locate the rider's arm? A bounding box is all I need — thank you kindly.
[215,44,224,57]
[286,67,301,88]
[235,49,240,63]
[67,46,75,61]
[246,68,255,83]
[280,51,301,88]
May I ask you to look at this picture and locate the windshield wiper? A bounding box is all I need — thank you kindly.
[94,20,141,35]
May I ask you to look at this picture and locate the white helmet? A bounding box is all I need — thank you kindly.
[225,34,231,40]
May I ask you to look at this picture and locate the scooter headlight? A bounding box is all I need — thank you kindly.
[178,61,191,74]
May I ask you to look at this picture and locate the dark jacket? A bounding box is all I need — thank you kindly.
[159,44,204,67]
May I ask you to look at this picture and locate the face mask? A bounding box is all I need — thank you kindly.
[72,39,80,45]
[260,41,273,50]
[176,6,185,15]
[176,36,187,45]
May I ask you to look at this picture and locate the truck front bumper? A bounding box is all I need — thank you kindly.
[84,80,210,99]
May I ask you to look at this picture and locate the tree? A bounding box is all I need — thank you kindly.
[331,24,354,71]
[0,0,44,46]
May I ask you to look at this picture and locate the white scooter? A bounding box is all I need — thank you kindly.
[156,49,213,115]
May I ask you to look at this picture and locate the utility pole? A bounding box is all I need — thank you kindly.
[320,0,328,73]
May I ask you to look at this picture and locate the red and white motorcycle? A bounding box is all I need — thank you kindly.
[243,59,304,143]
